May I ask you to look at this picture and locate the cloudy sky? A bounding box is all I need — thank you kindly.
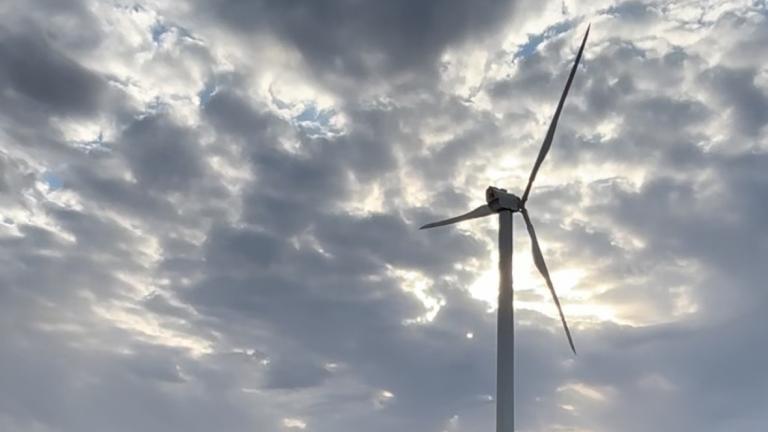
[2,0,768,431]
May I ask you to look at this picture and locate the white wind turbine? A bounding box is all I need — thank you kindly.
[420,25,590,432]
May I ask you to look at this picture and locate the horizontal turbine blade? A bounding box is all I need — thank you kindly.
[419,204,494,230]
[521,24,590,203]
[521,209,576,354]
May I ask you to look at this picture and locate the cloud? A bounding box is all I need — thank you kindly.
[0,31,106,117]
[1,0,768,431]
[201,0,520,83]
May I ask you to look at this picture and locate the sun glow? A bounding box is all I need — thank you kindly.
[470,266,583,301]
[467,255,562,309]
[467,259,622,324]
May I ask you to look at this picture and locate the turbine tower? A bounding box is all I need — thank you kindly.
[420,25,590,432]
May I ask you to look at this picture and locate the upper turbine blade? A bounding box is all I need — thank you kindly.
[521,209,577,354]
[419,204,494,230]
[521,24,590,203]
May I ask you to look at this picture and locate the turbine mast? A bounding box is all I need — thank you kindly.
[497,209,515,432]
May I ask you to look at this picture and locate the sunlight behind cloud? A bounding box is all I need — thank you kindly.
[344,180,385,216]
[94,304,213,357]
[373,389,395,409]
[557,382,612,402]
[467,252,627,326]
[387,266,445,324]
[282,418,307,430]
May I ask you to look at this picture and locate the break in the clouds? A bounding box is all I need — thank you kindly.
[2,0,768,431]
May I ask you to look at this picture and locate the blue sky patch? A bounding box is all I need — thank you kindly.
[515,21,574,60]
[42,172,63,190]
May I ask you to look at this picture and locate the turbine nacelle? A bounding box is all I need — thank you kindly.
[486,187,522,212]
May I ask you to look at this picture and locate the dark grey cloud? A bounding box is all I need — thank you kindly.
[702,65,768,138]
[121,115,206,191]
[0,26,110,117]
[205,0,522,85]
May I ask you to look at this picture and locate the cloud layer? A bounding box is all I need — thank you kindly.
[1,1,768,431]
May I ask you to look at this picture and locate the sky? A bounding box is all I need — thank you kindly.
[1,0,768,431]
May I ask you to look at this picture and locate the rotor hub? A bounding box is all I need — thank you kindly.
[486,186,523,212]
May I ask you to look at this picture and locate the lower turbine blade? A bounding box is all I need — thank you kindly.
[521,209,577,354]
[420,204,494,230]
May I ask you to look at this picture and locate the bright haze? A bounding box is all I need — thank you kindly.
[1,1,767,431]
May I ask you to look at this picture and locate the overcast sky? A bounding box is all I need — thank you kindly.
[1,0,768,431]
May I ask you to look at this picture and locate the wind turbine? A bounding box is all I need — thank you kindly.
[420,25,589,432]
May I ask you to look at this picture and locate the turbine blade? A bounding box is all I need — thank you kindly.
[521,209,577,354]
[419,205,494,230]
[521,24,590,203]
